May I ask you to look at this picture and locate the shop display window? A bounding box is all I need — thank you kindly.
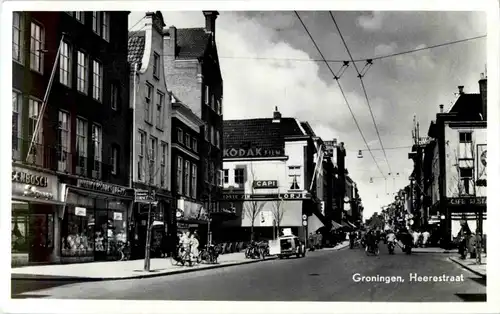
[61,207,94,257]
[106,210,127,255]
[12,202,54,252]
[12,215,29,253]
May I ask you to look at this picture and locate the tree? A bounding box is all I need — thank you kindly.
[271,192,286,239]
[242,162,266,241]
[136,140,164,272]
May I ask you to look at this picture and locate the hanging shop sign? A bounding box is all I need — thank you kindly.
[77,179,127,196]
[253,180,278,189]
[75,207,87,217]
[221,191,311,201]
[114,212,123,221]
[134,189,156,203]
[223,147,284,158]
[448,197,486,206]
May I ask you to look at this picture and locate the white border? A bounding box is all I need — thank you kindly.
[1,1,499,314]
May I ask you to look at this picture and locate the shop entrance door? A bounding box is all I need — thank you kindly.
[29,214,54,263]
[94,210,108,261]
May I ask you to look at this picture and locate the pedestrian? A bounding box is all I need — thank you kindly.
[189,231,200,261]
[422,229,430,247]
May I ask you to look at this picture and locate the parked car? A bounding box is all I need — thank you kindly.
[270,235,306,259]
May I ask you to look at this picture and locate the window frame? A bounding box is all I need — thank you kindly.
[149,136,157,184]
[12,12,24,64]
[145,83,153,124]
[59,41,72,87]
[177,128,184,144]
[76,50,89,94]
[57,110,71,172]
[92,11,101,36]
[177,156,183,194]
[234,168,245,185]
[184,160,190,197]
[153,52,160,78]
[102,12,110,41]
[191,163,197,198]
[185,133,191,149]
[192,138,198,152]
[30,20,45,74]
[223,169,229,184]
[92,59,103,102]
[138,130,146,181]
[111,83,119,110]
[12,91,22,153]
[111,145,119,175]
[160,142,167,187]
[156,91,164,129]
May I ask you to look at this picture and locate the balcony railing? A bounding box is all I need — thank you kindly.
[12,137,114,180]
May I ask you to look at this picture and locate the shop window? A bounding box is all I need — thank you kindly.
[234,168,244,185]
[106,210,127,256]
[61,207,94,257]
[12,208,29,253]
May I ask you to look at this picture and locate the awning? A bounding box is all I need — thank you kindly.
[341,221,354,229]
[331,220,343,231]
[12,196,65,206]
[308,213,325,233]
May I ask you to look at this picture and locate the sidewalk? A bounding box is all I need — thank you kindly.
[412,247,458,254]
[11,252,273,281]
[317,240,349,251]
[449,254,487,278]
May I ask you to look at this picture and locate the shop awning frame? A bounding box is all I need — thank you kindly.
[12,195,66,206]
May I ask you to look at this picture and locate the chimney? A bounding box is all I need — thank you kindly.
[479,74,487,120]
[164,25,177,57]
[146,11,166,34]
[439,104,444,113]
[272,106,281,123]
[203,11,219,37]
[458,86,464,95]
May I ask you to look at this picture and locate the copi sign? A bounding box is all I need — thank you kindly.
[223,147,284,158]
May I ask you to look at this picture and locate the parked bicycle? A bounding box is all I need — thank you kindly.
[198,244,220,264]
[245,241,262,259]
[171,244,198,266]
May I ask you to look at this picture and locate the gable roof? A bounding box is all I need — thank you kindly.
[128,31,146,68]
[300,122,316,137]
[176,28,211,59]
[223,118,306,151]
[449,93,483,120]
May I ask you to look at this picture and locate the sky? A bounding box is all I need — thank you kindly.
[129,10,486,220]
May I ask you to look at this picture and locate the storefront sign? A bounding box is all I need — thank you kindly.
[75,207,86,217]
[221,192,311,201]
[12,170,48,187]
[77,179,127,196]
[135,189,155,203]
[114,212,123,221]
[223,147,284,158]
[448,197,486,206]
[253,180,278,189]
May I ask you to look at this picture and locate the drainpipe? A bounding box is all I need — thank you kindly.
[131,63,138,188]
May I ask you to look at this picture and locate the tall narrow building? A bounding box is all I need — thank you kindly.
[128,11,173,259]
[163,11,223,243]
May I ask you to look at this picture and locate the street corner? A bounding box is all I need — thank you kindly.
[449,256,487,279]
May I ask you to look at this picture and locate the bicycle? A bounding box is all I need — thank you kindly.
[198,244,219,264]
[171,245,197,266]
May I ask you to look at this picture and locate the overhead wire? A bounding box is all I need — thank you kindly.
[329,11,392,174]
[294,11,386,180]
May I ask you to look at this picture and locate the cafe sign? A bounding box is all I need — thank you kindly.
[77,179,127,196]
[448,197,486,206]
[223,147,284,158]
[253,180,278,189]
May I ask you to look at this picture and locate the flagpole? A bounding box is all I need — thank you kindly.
[26,33,66,163]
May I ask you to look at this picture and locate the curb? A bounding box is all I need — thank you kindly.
[448,257,486,279]
[11,256,277,282]
[414,250,458,254]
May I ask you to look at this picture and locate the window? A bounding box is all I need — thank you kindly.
[76,51,88,94]
[160,142,167,187]
[102,12,110,41]
[223,169,229,184]
[192,138,198,152]
[76,118,88,173]
[30,21,44,73]
[60,206,93,257]
[92,60,103,101]
[12,91,21,152]
[204,85,209,104]
[185,133,191,149]
[28,98,42,144]
[215,129,220,148]
[57,111,71,172]
[111,83,119,110]
[234,168,244,185]
[13,12,23,63]
[111,146,118,174]
[177,128,183,144]
[156,92,164,128]
[211,94,215,109]
[191,164,197,198]
[459,167,473,195]
[217,99,222,115]
[210,125,215,145]
[149,136,157,184]
[145,84,153,124]
[184,160,190,197]
[204,125,209,141]
[204,158,209,182]
[75,11,84,23]
[177,156,183,194]
[210,162,215,185]
[92,124,102,177]
[138,131,146,181]
[459,131,473,159]
[59,42,71,86]
[288,166,301,190]
[153,52,160,77]
[92,12,101,36]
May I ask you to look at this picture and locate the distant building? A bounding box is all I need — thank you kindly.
[219,108,327,243]
[127,11,173,259]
